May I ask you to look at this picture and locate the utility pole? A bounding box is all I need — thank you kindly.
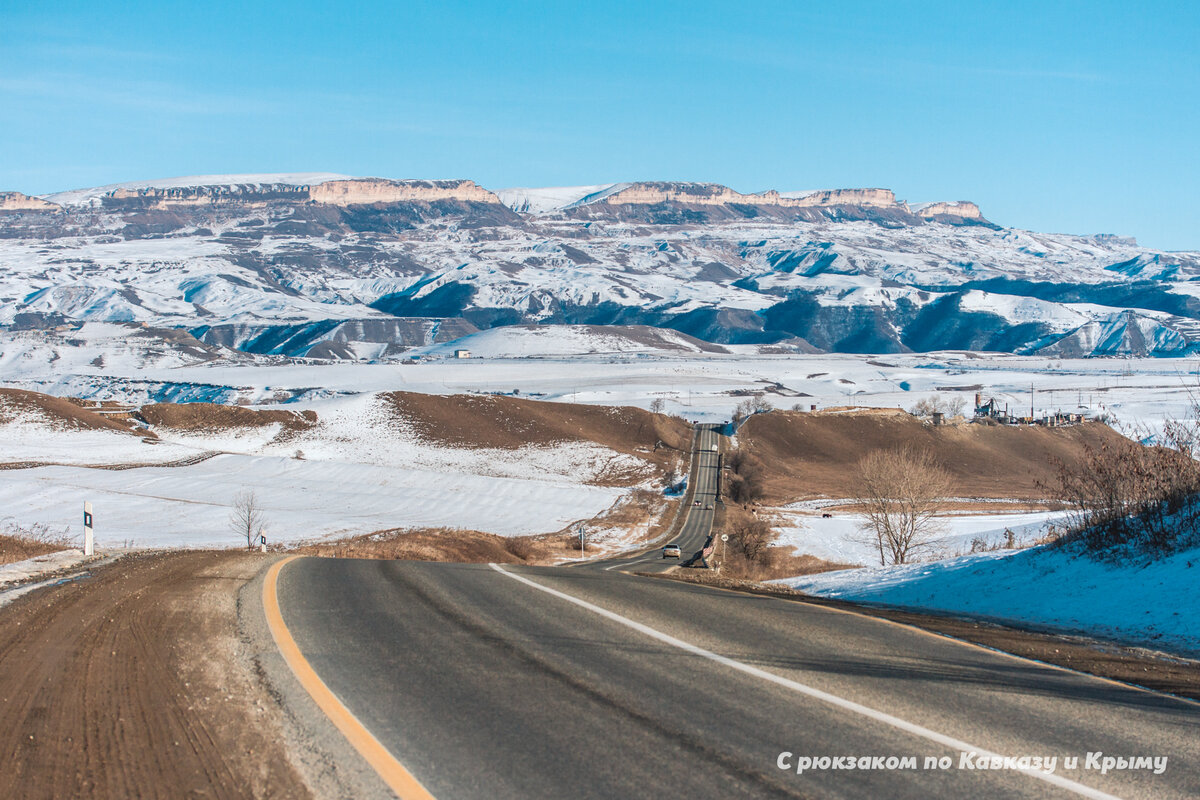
[1030,381,1035,420]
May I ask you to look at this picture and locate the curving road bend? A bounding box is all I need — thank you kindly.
[265,424,1200,798]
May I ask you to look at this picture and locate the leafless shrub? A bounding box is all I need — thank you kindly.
[649,397,666,414]
[727,517,774,564]
[1047,406,1200,556]
[967,528,1019,554]
[229,490,267,550]
[855,447,952,565]
[726,448,766,504]
[0,519,72,564]
[504,537,535,560]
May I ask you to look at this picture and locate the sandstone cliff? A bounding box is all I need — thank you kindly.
[102,183,311,209]
[309,179,501,206]
[0,192,59,211]
[86,177,501,210]
[598,182,897,209]
[912,201,983,220]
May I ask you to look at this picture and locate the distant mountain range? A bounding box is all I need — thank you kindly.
[2,173,1198,359]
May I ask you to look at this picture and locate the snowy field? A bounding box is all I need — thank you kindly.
[5,323,1200,433]
[5,323,1200,555]
[0,454,623,549]
[779,544,1200,656]
[772,509,1070,565]
[0,389,645,548]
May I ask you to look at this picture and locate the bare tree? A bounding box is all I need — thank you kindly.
[661,462,680,492]
[910,394,966,419]
[728,517,774,564]
[230,490,267,550]
[855,447,952,565]
[649,397,666,414]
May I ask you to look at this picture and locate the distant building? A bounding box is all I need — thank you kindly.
[454,349,471,359]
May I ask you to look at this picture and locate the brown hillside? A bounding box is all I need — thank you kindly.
[382,391,692,469]
[138,403,317,432]
[738,411,1128,501]
[0,388,141,435]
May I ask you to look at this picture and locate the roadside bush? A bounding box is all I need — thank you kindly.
[727,517,774,564]
[0,519,72,565]
[725,448,766,504]
[1049,413,1200,556]
[504,537,535,561]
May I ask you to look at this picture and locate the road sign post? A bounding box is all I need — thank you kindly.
[83,501,94,556]
[718,533,728,573]
[579,525,585,554]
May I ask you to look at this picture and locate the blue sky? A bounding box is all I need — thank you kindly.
[2,1,1197,250]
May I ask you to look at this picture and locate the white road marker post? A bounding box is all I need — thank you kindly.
[578,525,586,554]
[83,501,94,556]
[718,533,728,574]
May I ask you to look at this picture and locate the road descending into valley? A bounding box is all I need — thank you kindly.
[265,424,1200,800]
[586,423,722,575]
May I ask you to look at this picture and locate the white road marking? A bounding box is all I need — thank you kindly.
[489,563,1125,800]
[604,556,655,571]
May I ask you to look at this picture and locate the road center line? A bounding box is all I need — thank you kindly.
[264,556,436,800]
[488,563,1123,800]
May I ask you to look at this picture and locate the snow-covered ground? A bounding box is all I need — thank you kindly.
[0,549,95,587]
[0,454,623,548]
[6,325,1200,552]
[778,543,1200,656]
[5,326,1199,434]
[0,390,646,547]
[772,510,1070,565]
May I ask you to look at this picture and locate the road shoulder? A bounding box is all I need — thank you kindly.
[238,554,400,799]
[0,550,312,799]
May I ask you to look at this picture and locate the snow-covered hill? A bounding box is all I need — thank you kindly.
[2,174,1199,359]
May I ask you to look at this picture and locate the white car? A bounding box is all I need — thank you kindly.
[662,543,682,558]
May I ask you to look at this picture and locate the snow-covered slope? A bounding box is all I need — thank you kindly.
[779,543,1200,655]
[3,175,1200,359]
[416,325,728,358]
[495,184,622,213]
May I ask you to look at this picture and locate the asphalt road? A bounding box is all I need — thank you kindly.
[268,424,1199,798]
[587,423,723,575]
[274,559,1200,799]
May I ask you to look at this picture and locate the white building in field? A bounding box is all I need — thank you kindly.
[453,349,471,359]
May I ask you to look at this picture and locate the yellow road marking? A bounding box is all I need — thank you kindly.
[263,556,436,800]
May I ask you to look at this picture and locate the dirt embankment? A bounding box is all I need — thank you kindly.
[382,391,692,474]
[0,551,311,799]
[138,402,317,433]
[738,412,1127,501]
[295,488,678,564]
[0,388,144,435]
[295,528,539,563]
